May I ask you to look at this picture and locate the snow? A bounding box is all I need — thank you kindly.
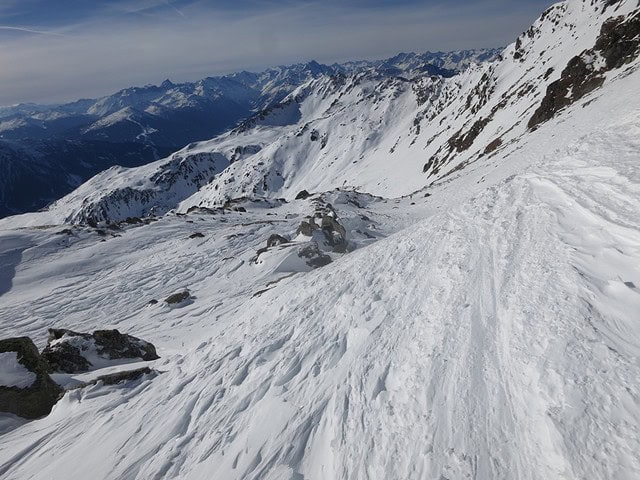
[0,1,639,478]
[1,62,639,477]
[0,352,36,389]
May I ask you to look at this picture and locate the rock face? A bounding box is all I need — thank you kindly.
[42,329,159,374]
[0,337,63,419]
[529,11,640,129]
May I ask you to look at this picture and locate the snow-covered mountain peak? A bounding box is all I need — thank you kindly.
[27,0,638,227]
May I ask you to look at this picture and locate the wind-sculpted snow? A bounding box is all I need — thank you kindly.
[1,1,640,478]
[1,46,640,478]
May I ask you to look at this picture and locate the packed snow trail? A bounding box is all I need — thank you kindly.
[1,99,640,478]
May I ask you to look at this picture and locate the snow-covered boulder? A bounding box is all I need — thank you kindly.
[41,329,160,374]
[0,337,63,419]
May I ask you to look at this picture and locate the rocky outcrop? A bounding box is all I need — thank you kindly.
[529,11,640,129]
[0,337,63,419]
[298,242,332,268]
[42,329,159,374]
[296,198,349,254]
[295,190,312,200]
[267,234,289,247]
[320,215,348,253]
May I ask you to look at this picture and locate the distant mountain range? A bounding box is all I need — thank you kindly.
[0,49,499,218]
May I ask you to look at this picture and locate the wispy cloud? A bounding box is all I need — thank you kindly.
[0,25,65,36]
[0,0,554,105]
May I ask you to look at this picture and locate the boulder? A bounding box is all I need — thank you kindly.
[0,337,63,419]
[267,234,289,248]
[93,330,159,362]
[42,328,159,374]
[165,290,191,305]
[321,215,348,253]
[295,190,312,200]
[296,220,317,237]
[42,331,92,373]
[298,242,332,269]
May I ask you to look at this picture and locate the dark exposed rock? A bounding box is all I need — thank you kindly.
[298,242,332,269]
[42,328,159,374]
[267,234,289,248]
[528,56,604,129]
[321,215,348,253]
[423,156,438,174]
[148,299,158,305]
[165,290,191,304]
[253,245,271,263]
[47,328,89,343]
[448,117,490,153]
[595,14,640,70]
[295,190,312,200]
[296,220,318,237]
[42,339,92,374]
[93,330,159,362]
[0,337,63,419]
[484,138,503,154]
[529,12,640,129]
[43,329,93,373]
[124,217,142,224]
[189,232,205,239]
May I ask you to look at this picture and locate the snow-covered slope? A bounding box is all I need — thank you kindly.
[1,57,639,479]
[0,51,497,219]
[1,1,640,479]
[28,0,638,226]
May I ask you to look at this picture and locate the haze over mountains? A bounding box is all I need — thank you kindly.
[1,1,640,479]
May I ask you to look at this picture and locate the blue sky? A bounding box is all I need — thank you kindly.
[0,0,555,105]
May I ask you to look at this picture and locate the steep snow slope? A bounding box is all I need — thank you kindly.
[32,0,639,225]
[1,58,639,479]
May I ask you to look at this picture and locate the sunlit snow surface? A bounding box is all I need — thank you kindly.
[0,65,639,479]
[1,0,640,477]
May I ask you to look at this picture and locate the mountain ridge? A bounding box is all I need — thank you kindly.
[0,49,500,219]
